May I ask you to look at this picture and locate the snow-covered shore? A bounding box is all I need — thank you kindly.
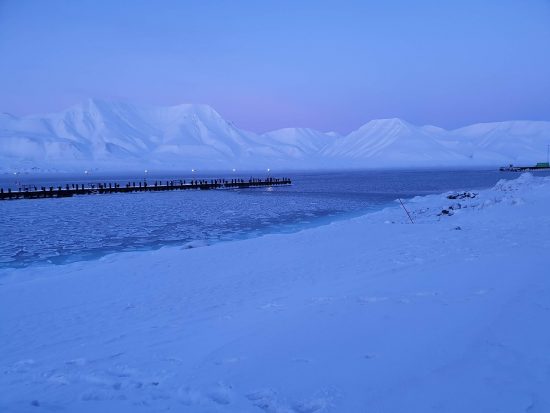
[1,174,550,412]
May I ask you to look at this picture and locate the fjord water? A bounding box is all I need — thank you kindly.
[0,169,532,269]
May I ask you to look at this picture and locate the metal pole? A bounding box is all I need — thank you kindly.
[398,198,414,224]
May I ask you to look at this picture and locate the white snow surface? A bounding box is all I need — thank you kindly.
[1,100,549,171]
[1,173,550,412]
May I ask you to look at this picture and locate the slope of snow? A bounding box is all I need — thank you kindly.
[261,128,337,158]
[1,100,550,171]
[0,99,298,170]
[262,128,338,154]
[1,174,549,412]
[441,120,550,164]
[323,118,466,166]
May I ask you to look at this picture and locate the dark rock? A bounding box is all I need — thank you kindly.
[447,192,478,200]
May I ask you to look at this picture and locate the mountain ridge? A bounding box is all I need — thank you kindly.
[1,100,549,171]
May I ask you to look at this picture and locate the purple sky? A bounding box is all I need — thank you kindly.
[0,0,549,133]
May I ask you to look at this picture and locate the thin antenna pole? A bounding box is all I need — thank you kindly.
[547,144,549,164]
[398,198,414,224]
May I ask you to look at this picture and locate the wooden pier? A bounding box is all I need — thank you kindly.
[0,177,292,201]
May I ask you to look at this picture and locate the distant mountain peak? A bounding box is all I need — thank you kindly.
[325,131,343,138]
[167,102,225,121]
[365,117,412,128]
[72,98,125,111]
[1,101,549,171]
[346,118,415,141]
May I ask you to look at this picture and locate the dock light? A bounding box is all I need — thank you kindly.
[84,170,88,174]
[191,169,195,172]
[144,169,148,174]
[232,168,236,172]
[267,168,271,172]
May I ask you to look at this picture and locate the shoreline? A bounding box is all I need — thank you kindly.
[1,173,549,412]
[1,168,521,272]
[0,199,391,273]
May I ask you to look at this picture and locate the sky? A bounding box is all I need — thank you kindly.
[0,0,549,134]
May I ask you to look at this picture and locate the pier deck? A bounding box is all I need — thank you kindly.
[0,177,291,201]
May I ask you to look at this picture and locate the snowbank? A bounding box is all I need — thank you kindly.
[1,174,550,412]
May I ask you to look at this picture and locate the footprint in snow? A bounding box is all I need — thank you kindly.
[246,389,294,413]
[214,356,243,365]
[293,398,328,413]
[206,382,234,405]
[11,359,37,373]
[261,302,285,311]
[80,388,127,401]
[65,358,87,366]
[357,296,389,304]
[177,385,203,406]
[248,389,335,413]
[309,296,340,305]
[47,374,70,385]
[413,291,439,297]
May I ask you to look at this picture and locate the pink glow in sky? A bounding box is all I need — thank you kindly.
[0,0,549,133]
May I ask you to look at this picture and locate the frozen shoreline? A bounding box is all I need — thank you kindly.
[1,174,550,412]
[0,198,383,272]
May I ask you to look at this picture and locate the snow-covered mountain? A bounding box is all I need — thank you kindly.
[322,118,465,166]
[1,99,549,171]
[441,121,550,165]
[261,127,337,159]
[0,99,295,171]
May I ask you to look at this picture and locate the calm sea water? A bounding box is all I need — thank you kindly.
[0,169,537,269]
